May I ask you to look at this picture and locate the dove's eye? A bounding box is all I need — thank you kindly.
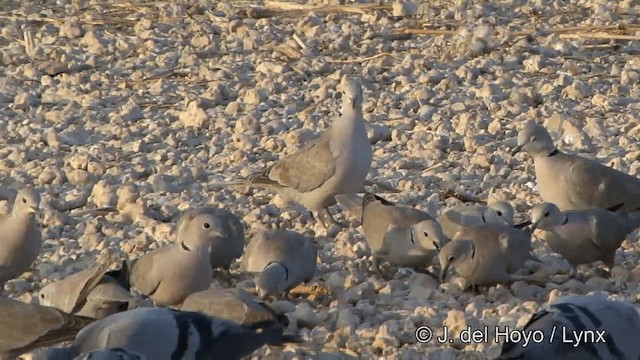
[531,136,537,142]
[40,293,45,299]
[448,255,455,262]
[22,198,26,203]
[496,211,502,216]
[203,223,210,229]
[544,212,550,217]
[423,232,429,237]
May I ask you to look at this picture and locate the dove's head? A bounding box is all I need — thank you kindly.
[484,201,515,226]
[256,261,288,300]
[177,208,226,252]
[412,219,445,251]
[339,76,363,110]
[13,187,40,217]
[37,281,58,307]
[530,202,563,231]
[512,121,555,157]
[439,239,475,283]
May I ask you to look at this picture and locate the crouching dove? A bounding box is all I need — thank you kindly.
[130,208,224,306]
[31,308,301,360]
[359,193,445,274]
[241,229,317,299]
[529,202,640,277]
[499,294,640,359]
[212,76,373,228]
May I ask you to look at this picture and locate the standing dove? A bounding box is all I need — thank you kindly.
[499,294,640,359]
[0,187,42,290]
[437,201,515,241]
[0,297,93,359]
[217,76,372,227]
[175,207,245,271]
[31,307,301,360]
[130,209,223,306]
[529,202,640,277]
[440,224,538,289]
[241,229,317,299]
[38,265,133,319]
[359,193,445,272]
[513,121,640,211]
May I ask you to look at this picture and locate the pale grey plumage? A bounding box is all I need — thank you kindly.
[38,266,133,320]
[360,193,444,270]
[181,288,281,326]
[0,187,42,288]
[0,297,93,358]
[440,224,537,287]
[513,121,640,211]
[499,294,640,359]
[130,209,222,306]
[31,308,300,360]
[437,201,515,241]
[530,202,640,276]
[175,207,245,270]
[241,229,316,299]
[215,76,372,227]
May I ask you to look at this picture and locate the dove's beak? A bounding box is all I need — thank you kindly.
[530,220,539,232]
[511,145,523,156]
[439,263,450,283]
[514,220,532,229]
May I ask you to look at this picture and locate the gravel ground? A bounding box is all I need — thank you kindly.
[2,0,640,359]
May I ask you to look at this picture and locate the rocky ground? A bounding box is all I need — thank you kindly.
[2,0,640,359]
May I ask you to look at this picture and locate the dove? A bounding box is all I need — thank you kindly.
[0,187,42,290]
[129,209,223,306]
[38,263,133,319]
[512,121,640,212]
[437,201,515,241]
[175,207,245,271]
[358,193,445,272]
[499,294,640,359]
[529,202,640,277]
[214,76,372,228]
[30,308,301,360]
[181,288,284,326]
[440,224,539,288]
[0,297,93,358]
[241,229,317,299]
[71,348,146,360]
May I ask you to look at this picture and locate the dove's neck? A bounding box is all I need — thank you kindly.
[331,106,366,141]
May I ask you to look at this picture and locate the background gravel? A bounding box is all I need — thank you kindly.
[2,0,640,359]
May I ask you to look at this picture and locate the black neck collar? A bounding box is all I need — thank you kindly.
[561,215,569,226]
[548,149,559,157]
[265,261,288,280]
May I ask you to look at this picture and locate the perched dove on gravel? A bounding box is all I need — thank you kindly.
[359,193,444,272]
[181,288,284,326]
[130,209,222,306]
[31,308,301,360]
[241,229,317,299]
[499,294,640,359]
[175,207,245,271]
[529,202,640,277]
[38,264,133,320]
[215,76,372,227]
[437,201,515,241]
[0,187,42,289]
[440,224,538,288]
[513,121,640,212]
[0,297,93,359]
